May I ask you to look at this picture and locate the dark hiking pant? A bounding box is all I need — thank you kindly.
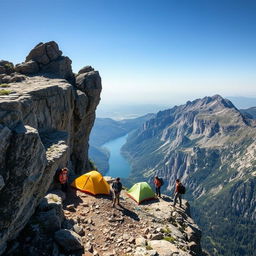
[61,183,68,192]
[174,192,182,207]
[155,187,161,197]
[113,191,121,206]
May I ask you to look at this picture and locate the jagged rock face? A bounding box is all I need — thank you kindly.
[123,95,256,255]
[0,42,102,254]
[14,41,74,82]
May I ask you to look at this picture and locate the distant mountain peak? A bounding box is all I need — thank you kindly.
[184,95,236,112]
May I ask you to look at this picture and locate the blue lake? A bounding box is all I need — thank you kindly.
[103,134,132,178]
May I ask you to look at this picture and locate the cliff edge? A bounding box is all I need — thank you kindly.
[0,41,101,254]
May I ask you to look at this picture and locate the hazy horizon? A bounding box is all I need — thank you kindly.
[96,95,256,119]
[1,0,256,107]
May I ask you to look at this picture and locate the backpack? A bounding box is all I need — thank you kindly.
[178,184,186,194]
[112,181,122,193]
[159,178,164,186]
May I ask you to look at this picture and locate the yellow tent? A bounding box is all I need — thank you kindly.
[71,170,110,195]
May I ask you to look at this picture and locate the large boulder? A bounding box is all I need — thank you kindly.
[148,240,179,256]
[78,65,94,74]
[16,41,74,81]
[15,60,39,75]
[41,56,74,81]
[0,61,14,75]
[26,41,62,64]
[35,208,62,234]
[54,229,83,251]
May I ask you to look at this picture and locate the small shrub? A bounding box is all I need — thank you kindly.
[2,63,14,74]
[146,245,153,250]
[163,236,176,243]
[4,63,13,68]
[0,83,10,88]
[0,89,12,95]
[163,226,171,234]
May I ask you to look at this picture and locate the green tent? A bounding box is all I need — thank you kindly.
[127,182,155,204]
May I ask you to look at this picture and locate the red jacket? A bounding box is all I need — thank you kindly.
[154,178,161,188]
[175,182,181,193]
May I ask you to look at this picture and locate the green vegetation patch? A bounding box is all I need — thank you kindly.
[145,245,153,250]
[162,226,172,234]
[163,235,176,243]
[0,83,10,88]
[0,89,12,95]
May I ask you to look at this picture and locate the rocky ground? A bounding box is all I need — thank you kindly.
[5,179,202,256]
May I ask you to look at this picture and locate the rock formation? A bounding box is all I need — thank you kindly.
[0,41,101,254]
[122,95,256,255]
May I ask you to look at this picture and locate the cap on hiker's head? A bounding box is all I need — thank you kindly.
[176,179,180,182]
[116,177,120,181]
[62,168,68,172]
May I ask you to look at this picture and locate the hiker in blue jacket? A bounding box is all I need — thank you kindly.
[112,177,122,207]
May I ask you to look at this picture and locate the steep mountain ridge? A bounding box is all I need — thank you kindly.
[122,95,256,255]
[240,106,256,119]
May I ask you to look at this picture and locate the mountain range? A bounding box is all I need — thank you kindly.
[121,95,256,256]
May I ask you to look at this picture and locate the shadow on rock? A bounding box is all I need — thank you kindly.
[118,205,140,221]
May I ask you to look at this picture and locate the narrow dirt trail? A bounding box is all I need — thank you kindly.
[63,188,149,255]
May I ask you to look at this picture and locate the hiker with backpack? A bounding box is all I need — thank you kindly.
[154,176,163,198]
[112,177,122,207]
[59,168,69,192]
[173,179,185,208]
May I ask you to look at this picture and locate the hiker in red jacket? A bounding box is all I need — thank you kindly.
[154,176,162,198]
[59,168,68,192]
[173,179,182,207]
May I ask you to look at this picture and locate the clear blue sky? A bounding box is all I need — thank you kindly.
[1,0,256,106]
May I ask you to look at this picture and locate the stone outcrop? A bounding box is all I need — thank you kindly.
[14,41,74,82]
[0,41,102,254]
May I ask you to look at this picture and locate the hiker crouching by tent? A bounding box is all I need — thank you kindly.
[112,177,122,207]
[59,168,69,192]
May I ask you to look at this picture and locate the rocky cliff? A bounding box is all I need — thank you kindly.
[0,41,101,254]
[122,95,256,255]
